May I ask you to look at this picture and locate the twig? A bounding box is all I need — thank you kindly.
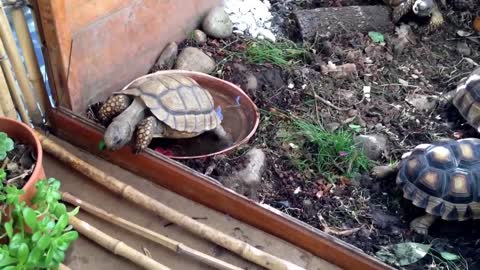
[61,192,244,270]
[1,156,8,169]
[312,94,351,111]
[69,216,171,270]
[6,165,33,185]
[35,131,306,270]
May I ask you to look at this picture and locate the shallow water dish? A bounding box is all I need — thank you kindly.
[120,70,260,159]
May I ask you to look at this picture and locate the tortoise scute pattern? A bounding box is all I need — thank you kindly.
[453,73,480,129]
[98,95,130,123]
[397,139,480,221]
[120,74,219,133]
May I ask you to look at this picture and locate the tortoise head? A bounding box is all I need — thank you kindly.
[104,120,134,151]
[412,0,433,17]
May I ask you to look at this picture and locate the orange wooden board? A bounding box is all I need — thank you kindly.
[34,0,220,112]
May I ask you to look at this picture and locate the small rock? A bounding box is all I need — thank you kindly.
[152,42,178,70]
[245,73,258,91]
[219,148,266,200]
[371,208,402,230]
[354,134,387,160]
[175,47,216,73]
[192,29,207,45]
[371,165,397,179]
[406,94,438,112]
[202,6,233,39]
[325,122,340,132]
[456,42,471,56]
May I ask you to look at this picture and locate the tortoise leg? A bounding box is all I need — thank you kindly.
[212,125,233,145]
[392,0,415,23]
[410,213,438,235]
[133,116,160,154]
[98,94,131,124]
[417,6,444,34]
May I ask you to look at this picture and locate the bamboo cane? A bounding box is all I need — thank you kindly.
[69,215,171,270]
[61,192,244,270]
[0,1,42,125]
[0,64,17,119]
[0,38,30,124]
[35,131,306,270]
[10,2,49,113]
[58,264,71,270]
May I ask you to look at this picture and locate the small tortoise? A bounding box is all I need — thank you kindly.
[98,73,232,153]
[396,138,480,235]
[383,0,444,32]
[450,66,480,132]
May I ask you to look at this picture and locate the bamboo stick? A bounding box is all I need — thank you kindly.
[0,1,42,125]
[0,38,30,124]
[35,131,307,270]
[61,192,244,270]
[10,3,49,114]
[0,64,17,119]
[69,215,171,270]
[59,264,71,270]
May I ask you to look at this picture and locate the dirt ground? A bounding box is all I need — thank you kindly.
[88,1,480,269]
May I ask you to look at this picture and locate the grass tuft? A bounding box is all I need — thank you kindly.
[281,118,371,182]
[244,39,307,67]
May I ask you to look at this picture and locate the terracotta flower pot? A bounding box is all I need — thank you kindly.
[0,117,46,204]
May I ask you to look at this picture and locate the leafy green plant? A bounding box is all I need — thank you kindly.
[0,132,14,182]
[282,119,371,182]
[244,39,307,67]
[0,178,79,269]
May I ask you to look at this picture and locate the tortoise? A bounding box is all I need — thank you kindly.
[443,66,480,132]
[383,0,444,32]
[97,73,232,153]
[396,138,480,235]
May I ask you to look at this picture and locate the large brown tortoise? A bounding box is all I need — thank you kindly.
[97,73,232,153]
[396,138,480,235]
[393,68,480,235]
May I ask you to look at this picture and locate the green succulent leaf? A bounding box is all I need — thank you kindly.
[17,243,29,264]
[4,221,13,239]
[22,208,38,231]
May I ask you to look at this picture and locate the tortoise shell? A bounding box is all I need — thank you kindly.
[117,73,220,133]
[452,67,480,130]
[396,138,480,221]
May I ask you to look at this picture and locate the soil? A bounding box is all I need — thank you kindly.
[1,139,36,189]
[86,2,480,269]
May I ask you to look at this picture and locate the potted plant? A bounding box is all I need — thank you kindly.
[0,117,79,269]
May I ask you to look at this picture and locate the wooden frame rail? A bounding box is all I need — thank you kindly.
[46,107,393,270]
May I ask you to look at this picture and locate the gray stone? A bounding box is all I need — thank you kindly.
[175,47,216,74]
[202,6,233,39]
[406,94,438,112]
[245,73,258,91]
[152,42,178,70]
[192,29,207,45]
[325,122,340,132]
[354,134,388,160]
[456,42,471,56]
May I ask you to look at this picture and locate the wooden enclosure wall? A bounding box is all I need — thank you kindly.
[33,0,220,113]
